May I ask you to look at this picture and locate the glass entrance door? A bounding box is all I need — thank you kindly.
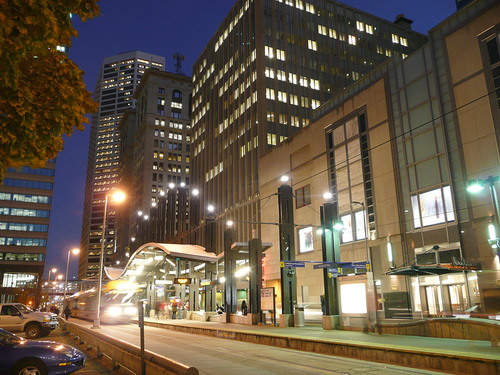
[425,286,443,316]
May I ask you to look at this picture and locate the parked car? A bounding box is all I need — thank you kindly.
[0,327,85,375]
[0,303,58,339]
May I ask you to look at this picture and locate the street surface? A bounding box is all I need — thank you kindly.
[66,319,448,375]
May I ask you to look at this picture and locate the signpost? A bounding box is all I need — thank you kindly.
[138,300,145,375]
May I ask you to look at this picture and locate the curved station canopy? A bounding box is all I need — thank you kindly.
[104,242,219,284]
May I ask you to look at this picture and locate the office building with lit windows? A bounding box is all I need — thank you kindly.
[0,162,56,306]
[191,0,427,250]
[122,70,193,248]
[79,51,165,279]
[258,0,500,323]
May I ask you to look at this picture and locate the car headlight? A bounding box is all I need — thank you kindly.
[43,315,51,322]
[124,307,137,315]
[106,306,122,315]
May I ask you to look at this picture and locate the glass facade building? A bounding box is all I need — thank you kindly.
[191,0,427,250]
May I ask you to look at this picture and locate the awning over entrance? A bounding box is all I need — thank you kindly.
[384,263,480,276]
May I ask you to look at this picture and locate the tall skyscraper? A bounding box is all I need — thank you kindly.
[191,0,428,249]
[0,162,56,307]
[79,51,165,279]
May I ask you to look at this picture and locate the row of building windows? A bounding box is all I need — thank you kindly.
[0,222,48,232]
[0,193,51,204]
[0,238,47,246]
[2,273,38,288]
[7,166,55,176]
[3,179,53,190]
[0,208,50,218]
[0,253,44,262]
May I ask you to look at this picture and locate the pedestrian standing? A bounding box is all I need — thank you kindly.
[241,300,248,316]
[64,306,71,320]
[171,300,177,319]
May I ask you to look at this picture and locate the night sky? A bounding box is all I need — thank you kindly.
[45,0,458,280]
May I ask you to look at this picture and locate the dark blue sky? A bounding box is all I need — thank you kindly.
[46,0,458,279]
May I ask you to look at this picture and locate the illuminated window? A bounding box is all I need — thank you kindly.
[329,29,337,39]
[356,21,364,31]
[400,37,408,47]
[266,88,275,100]
[392,34,399,44]
[265,46,274,58]
[276,49,285,61]
[318,25,327,35]
[305,2,314,13]
[348,35,357,45]
[308,40,317,51]
[265,67,275,78]
[365,24,373,34]
[277,70,286,81]
[267,133,276,145]
[278,91,287,103]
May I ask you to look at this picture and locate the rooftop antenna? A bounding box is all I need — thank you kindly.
[173,53,185,75]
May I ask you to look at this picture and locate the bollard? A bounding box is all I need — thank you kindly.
[87,343,93,351]
[96,347,103,359]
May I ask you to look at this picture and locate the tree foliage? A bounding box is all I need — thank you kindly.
[0,0,100,181]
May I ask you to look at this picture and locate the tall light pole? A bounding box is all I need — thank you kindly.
[467,176,500,250]
[93,190,125,329]
[46,267,57,307]
[64,248,80,305]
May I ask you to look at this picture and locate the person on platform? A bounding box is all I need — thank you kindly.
[171,300,177,319]
[241,300,248,316]
[64,306,71,320]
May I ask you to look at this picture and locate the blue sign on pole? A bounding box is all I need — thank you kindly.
[313,262,337,269]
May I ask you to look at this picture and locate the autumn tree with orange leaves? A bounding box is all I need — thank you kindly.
[0,0,100,181]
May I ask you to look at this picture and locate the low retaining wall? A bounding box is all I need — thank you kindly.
[61,320,198,375]
[376,318,500,341]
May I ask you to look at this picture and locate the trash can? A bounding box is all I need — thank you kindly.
[294,306,305,327]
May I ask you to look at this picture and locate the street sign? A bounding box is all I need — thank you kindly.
[313,262,337,269]
[280,260,305,268]
[328,268,340,278]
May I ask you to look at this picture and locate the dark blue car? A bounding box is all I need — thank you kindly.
[0,327,85,375]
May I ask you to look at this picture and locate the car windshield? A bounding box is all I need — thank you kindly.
[15,304,32,314]
[0,329,24,346]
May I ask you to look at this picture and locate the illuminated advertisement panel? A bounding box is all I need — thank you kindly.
[411,186,455,228]
[298,226,314,253]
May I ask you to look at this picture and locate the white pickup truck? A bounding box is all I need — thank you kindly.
[0,303,58,338]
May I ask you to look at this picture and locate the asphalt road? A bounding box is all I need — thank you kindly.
[67,319,448,375]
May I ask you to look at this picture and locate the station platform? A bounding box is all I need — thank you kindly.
[138,316,500,374]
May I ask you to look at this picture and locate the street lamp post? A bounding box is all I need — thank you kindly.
[46,268,57,307]
[63,248,80,305]
[93,191,125,329]
[467,176,500,249]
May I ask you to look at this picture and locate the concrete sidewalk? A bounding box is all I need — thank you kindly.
[139,317,500,374]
